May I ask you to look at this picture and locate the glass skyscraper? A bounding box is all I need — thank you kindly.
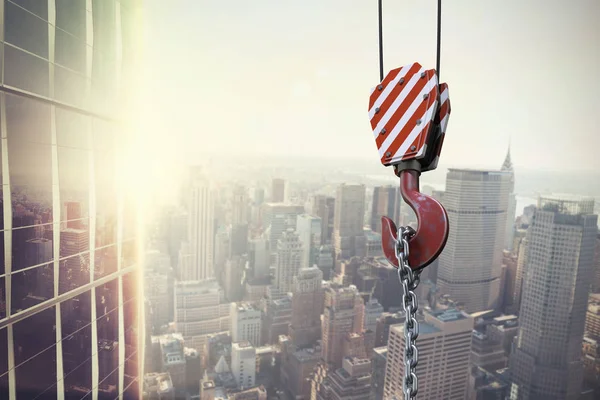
[0,1,142,399]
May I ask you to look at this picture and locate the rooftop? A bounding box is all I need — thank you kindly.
[429,308,469,322]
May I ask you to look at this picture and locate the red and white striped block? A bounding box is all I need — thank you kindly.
[368,62,439,166]
[421,82,451,172]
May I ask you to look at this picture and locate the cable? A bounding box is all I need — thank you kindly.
[436,0,442,80]
[378,0,384,82]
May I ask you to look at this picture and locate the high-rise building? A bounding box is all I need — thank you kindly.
[310,195,335,245]
[231,185,248,226]
[501,146,517,252]
[333,184,366,260]
[437,169,512,313]
[321,284,363,369]
[260,203,304,248]
[290,266,324,347]
[510,196,598,400]
[188,168,216,281]
[273,229,304,296]
[231,342,256,389]
[370,186,401,234]
[311,357,372,400]
[384,308,474,400]
[296,214,322,270]
[230,302,262,347]
[592,234,600,293]
[271,178,285,203]
[0,1,142,398]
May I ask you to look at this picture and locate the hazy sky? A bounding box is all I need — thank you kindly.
[142,0,600,174]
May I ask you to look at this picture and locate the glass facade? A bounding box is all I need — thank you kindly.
[0,0,142,399]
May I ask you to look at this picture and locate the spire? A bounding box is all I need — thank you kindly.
[501,142,513,173]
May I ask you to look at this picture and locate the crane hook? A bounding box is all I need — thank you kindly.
[381,166,448,271]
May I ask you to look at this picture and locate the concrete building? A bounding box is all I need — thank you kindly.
[260,203,304,248]
[296,214,322,270]
[231,342,256,390]
[333,184,366,260]
[231,302,262,347]
[436,169,513,313]
[309,195,335,245]
[280,337,322,400]
[290,266,325,347]
[370,347,387,400]
[188,167,216,280]
[510,195,598,400]
[370,185,401,234]
[311,357,372,400]
[273,229,304,297]
[384,308,474,399]
[174,280,231,350]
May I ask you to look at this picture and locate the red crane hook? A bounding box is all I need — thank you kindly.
[381,168,448,271]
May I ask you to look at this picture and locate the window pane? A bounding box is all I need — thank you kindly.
[56,107,90,149]
[58,146,90,227]
[0,231,5,276]
[13,306,57,399]
[54,65,87,107]
[97,279,120,397]
[123,272,138,399]
[0,277,5,320]
[95,245,117,280]
[61,291,93,397]
[59,252,90,296]
[93,120,117,248]
[55,28,86,74]
[10,263,53,314]
[4,1,49,59]
[0,328,9,399]
[9,0,49,20]
[56,0,86,39]
[3,44,49,96]
[6,95,53,230]
[12,225,53,272]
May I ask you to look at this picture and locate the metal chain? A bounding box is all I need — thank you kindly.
[395,226,420,400]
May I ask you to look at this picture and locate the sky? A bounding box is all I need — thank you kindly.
[141,0,600,174]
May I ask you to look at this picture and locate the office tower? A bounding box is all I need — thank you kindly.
[374,312,403,347]
[262,294,293,344]
[511,235,529,315]
[502,250,519,314]
[174,280,231,350]
[593,233,600,293]
[333,184,366,260]
[145,271,171,333]
[370,186,401,234]
[315,245,334,281]
[230,302,262,347]
[289,266,324,347]
[437,169,512,313]
[280,336,322,400]
[310,195,335,245]
[296,214,322,270]
[311,357,372,400]
[363,298,383,333]
[188,167,216,281]
[271,178,285,203]
[229,223,248,257]
[510,196,598,400]
[370,347,387,400]
[586,294,600,339]
[224,255,246,302]
[384,308,474,399]
[156,333,187,389]
[231,185,248,226]
[273,229,303,296]
[231,342,256,389]
[321,284,363,369]
[260,203,304,248]
[502,146,517,252]
[249,237,270,280]
[0,1,142,398]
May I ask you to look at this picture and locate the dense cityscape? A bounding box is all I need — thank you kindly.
[0,1,599,400]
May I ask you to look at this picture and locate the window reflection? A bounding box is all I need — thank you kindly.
[59,248,90,296]
[6,95,52,230]
[55,28,86,74]
[122,271,138,391]
[58,146,90,228]
[10,0,49,20]
[0,231,5,276]
[122,239,137,269]
[11,264,53,314]
[95,245,118,280]
[93,120,117,247]
[3,44,49,96]
[56,107,90,150]
[56,0,86,39]
[0,277,5,320]
[61,292,93,397]
[4,1,49,59]
[13,306,57,399]
[0,328,8,399]
[12,225,53,273]
[55,66,88,107]
[97,279,119,397]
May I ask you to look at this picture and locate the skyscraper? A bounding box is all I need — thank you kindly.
[501,146,517,252]
[384,308,474,400]
[0,1,142,398]
[273,229,303,296]
[437,169,512,313]
[510,196,598,400]
[296,214,322,270]
[333,184,366,260]
[289,266,324,347]
[188,167,215,281]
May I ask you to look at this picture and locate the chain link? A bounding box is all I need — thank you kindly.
[395,226,420,400]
